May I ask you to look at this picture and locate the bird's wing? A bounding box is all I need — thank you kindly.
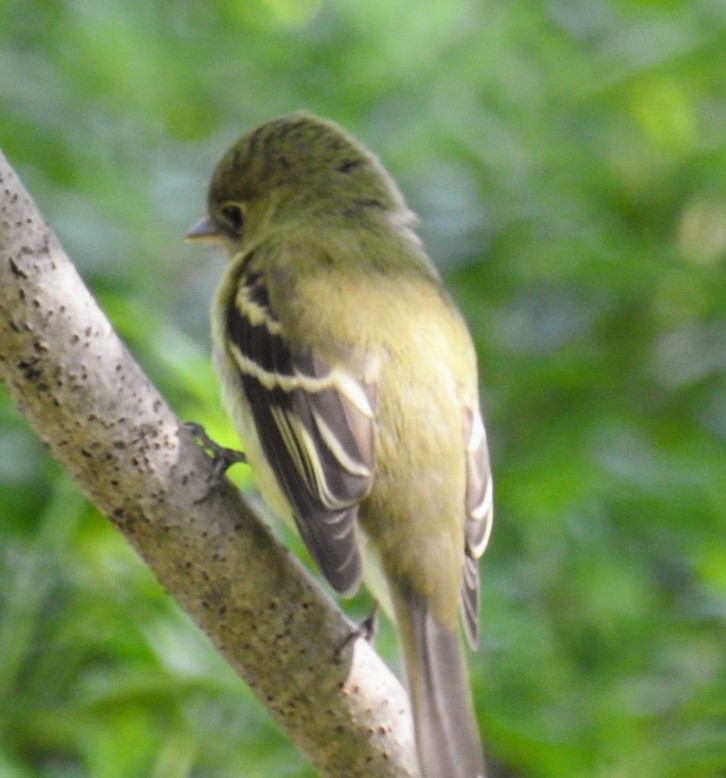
[225,267,376,596]
[460,403,494,648]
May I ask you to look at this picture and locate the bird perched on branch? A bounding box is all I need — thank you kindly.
[187,112,493,778]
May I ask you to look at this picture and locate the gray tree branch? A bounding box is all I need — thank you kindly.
[0,149,417,777]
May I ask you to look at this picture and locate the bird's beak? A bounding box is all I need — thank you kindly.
[185,217,220,243]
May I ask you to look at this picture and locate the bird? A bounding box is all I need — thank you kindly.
[186,111,493,778]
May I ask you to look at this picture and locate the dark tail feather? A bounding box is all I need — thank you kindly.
[393,591,486,778]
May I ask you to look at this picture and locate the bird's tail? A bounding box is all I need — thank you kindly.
[393,590,486,778]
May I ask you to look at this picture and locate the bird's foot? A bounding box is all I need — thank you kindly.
[184,422,247,503]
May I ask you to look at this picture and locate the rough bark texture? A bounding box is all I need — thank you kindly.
[0,149,417,777]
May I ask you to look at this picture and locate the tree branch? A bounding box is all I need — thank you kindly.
[0,149,417,777]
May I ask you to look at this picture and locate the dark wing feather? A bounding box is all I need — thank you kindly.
[460,404,494,648]
[226,268,376,596]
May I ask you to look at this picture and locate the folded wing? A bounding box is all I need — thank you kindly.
[225,267,376,595]
[461,404,494,647]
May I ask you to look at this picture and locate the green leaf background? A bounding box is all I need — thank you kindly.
[1,1,724,775]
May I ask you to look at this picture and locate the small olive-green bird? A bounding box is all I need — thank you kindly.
[187,112,493,778]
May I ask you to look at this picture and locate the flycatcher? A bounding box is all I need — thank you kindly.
[187,112,493,778]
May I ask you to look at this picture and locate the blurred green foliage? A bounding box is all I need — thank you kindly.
[1,0,725,775]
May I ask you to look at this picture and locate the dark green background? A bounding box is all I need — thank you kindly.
[1,1,724,776]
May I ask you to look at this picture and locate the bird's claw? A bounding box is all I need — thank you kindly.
[184,422,246,502]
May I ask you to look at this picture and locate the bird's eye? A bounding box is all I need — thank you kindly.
[220,203,244,235]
